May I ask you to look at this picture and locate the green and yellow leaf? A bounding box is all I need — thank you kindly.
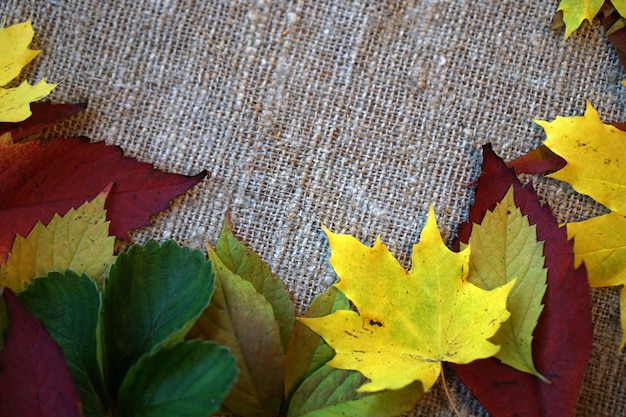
[0,189,114,291]
[465,187,548,381]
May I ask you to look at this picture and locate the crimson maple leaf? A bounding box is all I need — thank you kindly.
[0,136,206,262]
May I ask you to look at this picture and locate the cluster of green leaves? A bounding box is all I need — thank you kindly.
[15,242,236,417]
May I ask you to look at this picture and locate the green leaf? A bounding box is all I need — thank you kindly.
[101,240,214,398]
[188,250,284,417]
[466,187,548,381]
[215,219,295,351]
[1,189,114,291]
[17,270,107,417]
[117,340,237,417]
[284,287,349,401]
[287,366,421,417]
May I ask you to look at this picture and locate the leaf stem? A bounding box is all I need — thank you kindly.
[441,368,462,417]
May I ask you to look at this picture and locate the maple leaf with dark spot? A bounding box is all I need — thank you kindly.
[451,144,592,417]
[0,136,207,262]
[0,288,83,417]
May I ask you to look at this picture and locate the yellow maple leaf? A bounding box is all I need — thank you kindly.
[0,188,115,291]
[299,208,514,392]
[0,19,56,122]
[557,0,604,39]
[537,102,626,347]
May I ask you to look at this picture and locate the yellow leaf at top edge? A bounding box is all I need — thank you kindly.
[557,0,604,39]
[538,101,626,215]
[0,19,40,86]
[299,207,514,392]
[0,190,115,292]
[466,187,549,382]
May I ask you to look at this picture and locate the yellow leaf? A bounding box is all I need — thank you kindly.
[538,102,626,347]
[567,213,626,288]
[299,207,514,392]
[1,189,115,291]
[538,102,626,214]
[0,79,56,122]
[0,19,56,122]
[465,187,549,382]
[0,19,40,85]
[557,0,604,39]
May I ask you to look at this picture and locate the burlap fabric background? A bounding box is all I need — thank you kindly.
[4,0,626,415]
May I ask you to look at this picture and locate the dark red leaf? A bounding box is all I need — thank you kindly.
[603,10,626,71]
[0,137,207,262]
[451,144,592,417]
[506,145,566,175]
[0,102,87,142]
[0,288,83,417]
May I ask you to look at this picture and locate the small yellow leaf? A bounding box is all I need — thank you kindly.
[1,190,115,291]
[557,0,604,39]
[0,19,56,122]
[0,79,56,123]
[567,212,626,289]
[0,19,40,86]
[299,208,514,392]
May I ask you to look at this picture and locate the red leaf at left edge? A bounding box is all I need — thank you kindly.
[0,288,83,417]
[0,137,207,262]
[450,144,592,417]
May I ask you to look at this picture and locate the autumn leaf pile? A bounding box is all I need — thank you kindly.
[2,5,626,417]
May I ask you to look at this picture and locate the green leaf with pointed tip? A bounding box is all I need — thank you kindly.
[284,287,349,401]
[287,366,422,417]
[18,270,107,417]
[117,340,237,417]
[1,189,114,291]
[466,187,548,381]
[215,219,295,351]
[101,240,214,398]
[188,248,284,417]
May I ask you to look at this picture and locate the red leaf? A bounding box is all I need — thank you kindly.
[0,137,207,262]
[506,145,566,175]
[451,144,592,417]
[508,122,626,175]
[0,288,83,417]
[603,11,626,71]
[0,102,87,142]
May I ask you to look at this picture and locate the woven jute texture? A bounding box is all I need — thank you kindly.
[5,0,626,415]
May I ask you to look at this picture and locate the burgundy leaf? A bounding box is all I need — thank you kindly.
[506,144,566,175]
[451,144,592,417]
[0,102,87,142]
[0,137,207,262]
[0,288,83,417]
